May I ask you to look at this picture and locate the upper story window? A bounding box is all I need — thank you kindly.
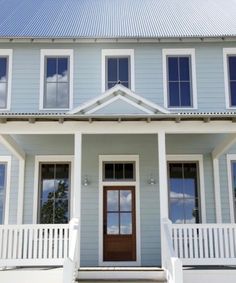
[163,49,197,109]
[0,50,12,110]
[102,49,135,93]
[106,57,130,90]
[40,49,73,110]
[223,49,236,108]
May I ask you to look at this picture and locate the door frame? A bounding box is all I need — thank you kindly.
[99,155,141,266]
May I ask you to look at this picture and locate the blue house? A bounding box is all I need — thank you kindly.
[0,0,236,282]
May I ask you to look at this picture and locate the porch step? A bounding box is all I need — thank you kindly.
[77,267,166,282]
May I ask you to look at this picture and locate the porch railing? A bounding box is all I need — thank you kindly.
[0,224,70,267]
[172,223,236,265]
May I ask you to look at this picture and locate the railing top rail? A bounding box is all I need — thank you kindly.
[0,224,70,229]
[172,223,236,228]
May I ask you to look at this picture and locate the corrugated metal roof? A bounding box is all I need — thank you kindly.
[0,0,236,38]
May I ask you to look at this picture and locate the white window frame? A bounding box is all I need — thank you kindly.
[99,155,141,266]
[33,155,74,224]
[223,48,236,109]
[166,155,206,223]
[0,156,11,224]
[162,49,197,110]
[226,154,236,223]
[101,49,135,93]
[39,49,74,110]
[0,49,13,111]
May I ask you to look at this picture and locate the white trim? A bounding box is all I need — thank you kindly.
[33,155,74,224]
[223,48,236,109]
[212,158,222,223]
[69,84,169,115]
[226,154,236,223]
[166,154,206,223]
[101,49,135,93]
[0,156,11,224]
[0,49,13,111]
[39,49,74,110]
[98,155,141,266]
[162,48,198,110]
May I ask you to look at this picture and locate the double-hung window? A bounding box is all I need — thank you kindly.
[223,49,236,108]
[0,50,12,110]
[163,49,197,109]
[102,49,134,92]
[40,50,73,110]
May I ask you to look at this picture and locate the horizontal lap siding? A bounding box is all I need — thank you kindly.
[0,41,235,112]
[81,134,160,266]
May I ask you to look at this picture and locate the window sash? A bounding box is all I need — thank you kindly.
[167,56,193,108]
[0,57,8,109]
[105,56,130,90]
[38,162,71,224]
[227,55,236,106]
[168,162,201,224]
[43,56,70,109]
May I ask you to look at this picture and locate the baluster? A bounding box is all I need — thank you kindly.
[208,227,214,258]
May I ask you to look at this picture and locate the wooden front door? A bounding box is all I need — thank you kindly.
[103,186,136,261]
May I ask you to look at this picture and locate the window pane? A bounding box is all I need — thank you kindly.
[169,163,183,197]
[108,58,117,82]
[169,82,180,107]
[183,163,198,198]
[107,213,119,234]
[45,83,57,108]
[58,58,68,82]
[104,163,114,179]
[46,58,57,81]
[107,190,119,211]
[170,199,184,224]
[119,58,129,82]
[180,82,191,107]
[230,81,236,106]
[120,190,132,211]
[179,57,190,81]
[229,56,236,81]
[120,213,132,234]
[124,163,134,179]
[115,163,123,179]
[57,82,69,108]
[0,83,7,108]
[0,58,7,81]
[168,57,179,81]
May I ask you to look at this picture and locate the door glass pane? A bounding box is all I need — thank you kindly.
[107,190,119,211]
[169,163,184,197]
[107,213,119,234]
[120,213,132,234]
[120,190,132,211]
[170,199,184,224]
[54,199,69,223]
[183,163,197,197]
[184,199,197,223]
[41,164,55,199]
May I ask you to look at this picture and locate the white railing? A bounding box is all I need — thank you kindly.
[0,224,69,267]
[172,223,236,265]
[63,218,80,283]
[162,218,183,283]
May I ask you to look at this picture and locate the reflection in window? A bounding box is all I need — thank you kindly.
[0,163,6,224]
[44,57,69,109]
[106,57,130,89]
[106,189,132,235]
[39,163,70,224]
[167,56,192,107]
[228,56,236,106]
[168,162,200,224]
[0,57,8,109]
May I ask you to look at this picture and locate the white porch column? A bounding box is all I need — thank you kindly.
[73,132,82,267]
[158,131,168,266]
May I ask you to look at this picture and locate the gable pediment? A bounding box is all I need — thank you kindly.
[68,85,169,116]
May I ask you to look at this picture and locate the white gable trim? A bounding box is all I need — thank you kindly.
[68,84,169,115]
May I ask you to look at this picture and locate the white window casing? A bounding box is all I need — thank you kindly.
[39,49,74,110]
[101,49,135,93]
[162,48,198,110]
[223,48,236,109]
[0,49,13,111]
[226,154,236,223]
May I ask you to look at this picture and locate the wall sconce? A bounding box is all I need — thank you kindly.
[82,175,89,187]
[148,174,156,185]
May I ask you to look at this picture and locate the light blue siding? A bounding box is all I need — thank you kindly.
[0,41,235,113]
